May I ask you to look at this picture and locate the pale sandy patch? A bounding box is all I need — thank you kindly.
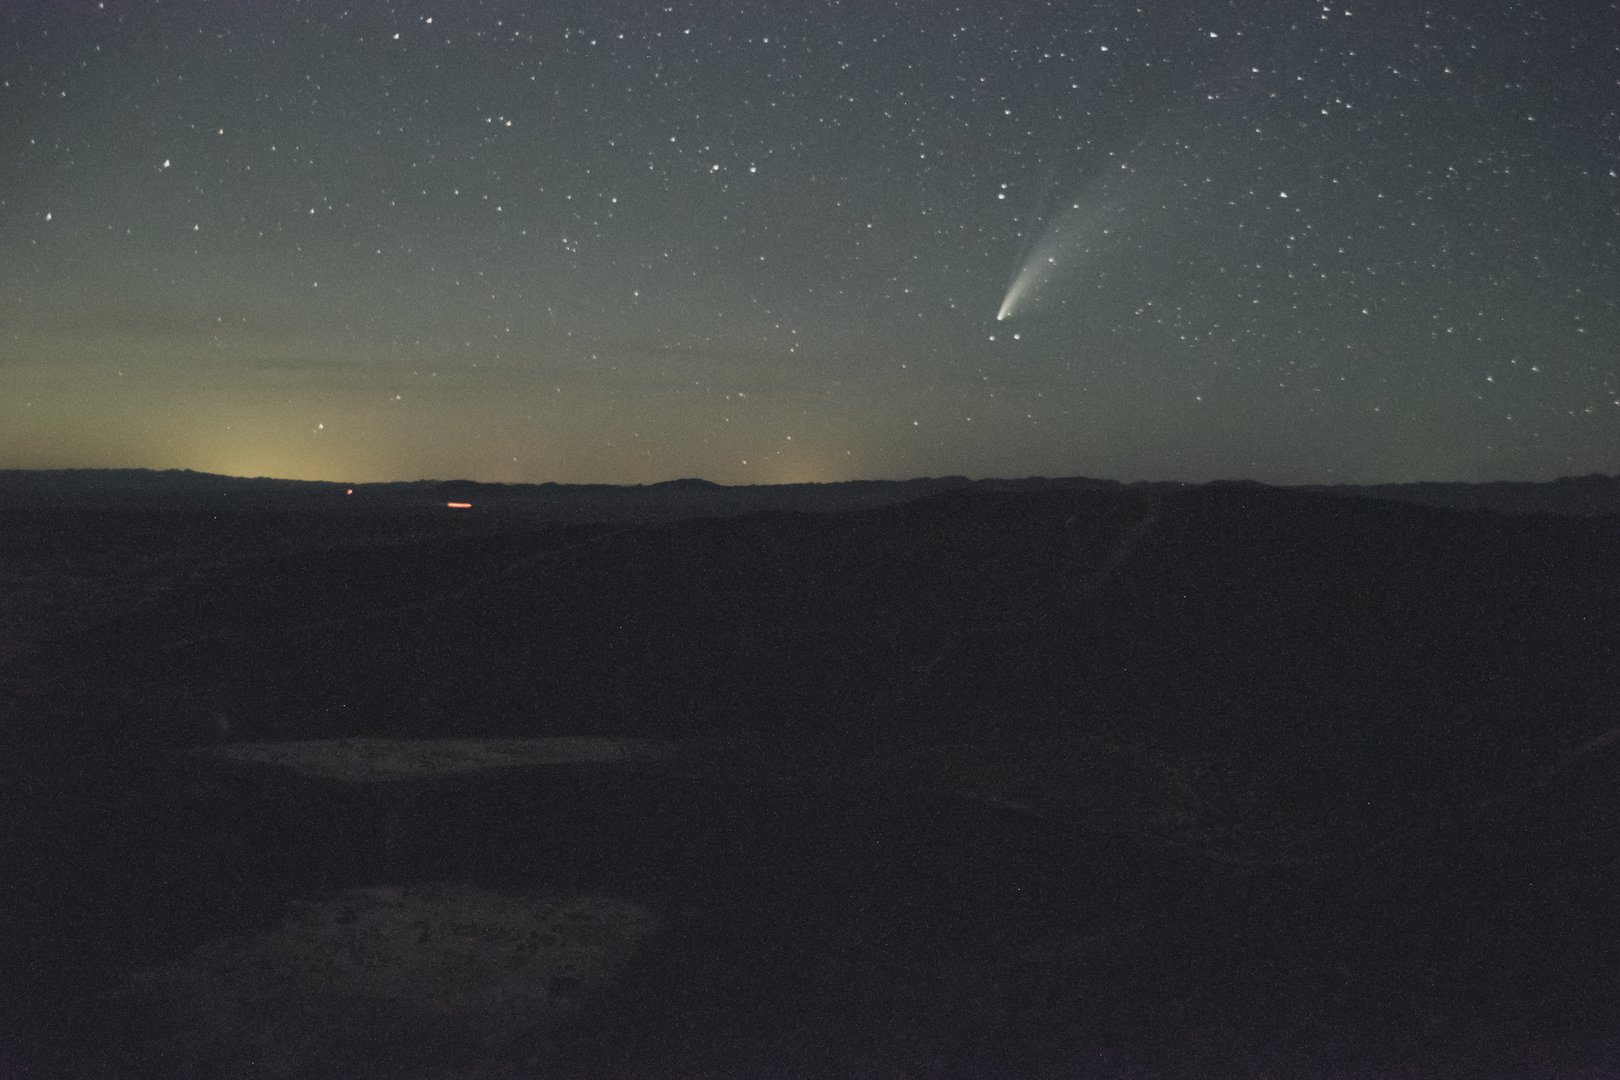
[120,883,659,1076]
[206,736,675,782]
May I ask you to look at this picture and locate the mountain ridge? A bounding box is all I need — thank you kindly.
[4,466,1619,518]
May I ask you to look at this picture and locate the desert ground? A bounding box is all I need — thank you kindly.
[3,472,1617,1077]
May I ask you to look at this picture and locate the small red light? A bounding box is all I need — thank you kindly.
[447,502,472,509]
[345,488,354,495]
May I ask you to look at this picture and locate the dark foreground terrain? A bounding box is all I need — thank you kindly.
[2,472,1618,1077]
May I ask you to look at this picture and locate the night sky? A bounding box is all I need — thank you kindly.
[4,1,1617,486]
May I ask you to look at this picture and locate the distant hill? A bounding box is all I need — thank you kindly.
[4,467,1619,519]
[0,467,341,495]
[1305,473,1620,516]
[0,467,981,520]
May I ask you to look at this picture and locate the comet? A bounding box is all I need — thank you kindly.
[996,246,1062,322]
[995,153,1138,322]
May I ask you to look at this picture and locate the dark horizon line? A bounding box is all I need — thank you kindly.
[3,463,1618,492]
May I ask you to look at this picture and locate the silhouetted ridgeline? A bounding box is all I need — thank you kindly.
[5,466,1620,517]
[0,468,1001,521]
[1307,472,1620,516]
[6,475,1617,855]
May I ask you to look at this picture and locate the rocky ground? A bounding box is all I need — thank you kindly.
[3,735,1615,1078]
[3,479,1616,1077]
